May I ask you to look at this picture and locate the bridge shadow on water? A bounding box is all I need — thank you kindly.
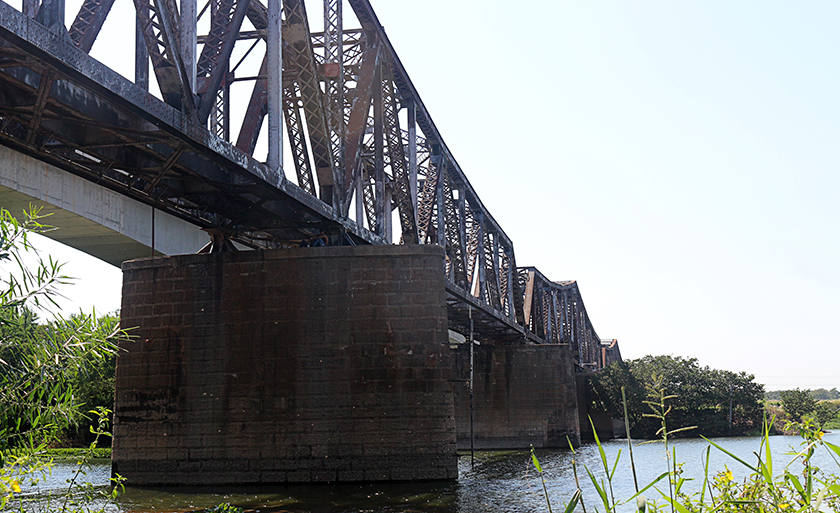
[29,451,560,513]
[114,454,505,513]
[110,449,577,513]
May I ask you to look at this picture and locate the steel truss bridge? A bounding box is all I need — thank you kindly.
[0,0,620,370]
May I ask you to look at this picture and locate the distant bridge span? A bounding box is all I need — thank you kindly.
[0,0,619,369]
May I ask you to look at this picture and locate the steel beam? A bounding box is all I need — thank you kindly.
[195,0,250,123]
[372,60,385,237]
[35,0,62,30]
[135,5,149,90]
[68,0,116,53]
[0,0,618,366]
[323,0,344,207]
[181,0,196,90]
[0,2,384,245]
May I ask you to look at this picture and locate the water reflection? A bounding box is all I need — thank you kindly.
[19,432,840,513]
[118,482,460,513]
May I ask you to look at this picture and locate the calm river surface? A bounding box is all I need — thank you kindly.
[17,432,840,512]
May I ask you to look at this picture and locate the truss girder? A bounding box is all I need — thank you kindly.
[0,4,386,249]
[517,267,605,369]
[195,0,250,123]
[0,0,618,368]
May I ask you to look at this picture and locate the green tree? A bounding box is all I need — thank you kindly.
[64,313,119,445]
[588,359,646,429]
[812,401,840,427]
[780,388,818,422]
[590,355,765,439]
[0,206,125,510]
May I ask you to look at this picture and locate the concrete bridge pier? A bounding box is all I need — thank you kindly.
[452,343,581,450]
[112,245,457,485]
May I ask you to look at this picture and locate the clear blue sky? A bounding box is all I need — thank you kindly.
[35,0,840,391]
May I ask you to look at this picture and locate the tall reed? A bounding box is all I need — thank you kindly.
[531,380,840,512]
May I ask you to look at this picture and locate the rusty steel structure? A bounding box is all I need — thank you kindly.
[0,0,619,370]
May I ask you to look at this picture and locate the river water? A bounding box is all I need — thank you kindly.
[14,432,840,512]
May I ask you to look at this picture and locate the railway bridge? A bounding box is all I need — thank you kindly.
[0,0,622,484]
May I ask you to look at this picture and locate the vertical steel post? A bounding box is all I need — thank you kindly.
[435,161,446,249]
[457,188,468,290]
[134,6,149,90]
[36,0,63,30]
[373,64,385,237]
[223,78,230,141]
[150,207,155,257]
[324,0,344,203]
[505,249,516,322]
[266,0,282,174]
[23,0,38,18]
[469,305,475,467]
[383,185,392,243]
[355,174,363,226]
[179,0,196,91]
[407,99,417,220]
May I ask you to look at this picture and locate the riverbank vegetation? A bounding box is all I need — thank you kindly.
[766,388,840,402]
[0,206,124,511]
[768,388,840,430]
[0,308,119,447]
[589,355,765,438]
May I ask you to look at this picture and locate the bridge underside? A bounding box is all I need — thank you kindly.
[0,2,379,251]
[0,145,206,265]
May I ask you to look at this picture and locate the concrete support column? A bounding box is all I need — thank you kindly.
[452,343,581,449]
[113,245,456,485]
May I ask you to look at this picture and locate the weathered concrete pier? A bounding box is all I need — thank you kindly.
[452,343,580,451]
[113,246,457,484]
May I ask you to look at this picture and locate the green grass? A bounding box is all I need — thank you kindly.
[42,448,111,459]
